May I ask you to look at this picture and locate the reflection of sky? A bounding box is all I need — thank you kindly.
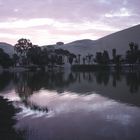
[28,90,118,116]
[1,90,20,101]
[2,89,140,140]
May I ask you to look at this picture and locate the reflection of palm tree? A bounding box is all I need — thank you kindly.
[88,72,92,82]
[126,72,140,94]
[83,72,86,79]
[112,73,117,87]
[94,71,110,85]
[78,73,81,83]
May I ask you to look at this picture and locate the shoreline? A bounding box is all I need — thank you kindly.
[0,64,140,73]
[71,64,140,72]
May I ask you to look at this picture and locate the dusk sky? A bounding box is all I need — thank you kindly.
[0,0,140,45]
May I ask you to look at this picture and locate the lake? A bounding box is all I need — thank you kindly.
[0,70,140,140]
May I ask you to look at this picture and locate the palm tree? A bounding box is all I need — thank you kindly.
[68,55,74,65]
[112,48,116,63]
[129,42,135,53]
[87,54,93,64]
[134,43,139,52]
[103,50,110,64]
[82,57,86,64]
[78,54,81,64]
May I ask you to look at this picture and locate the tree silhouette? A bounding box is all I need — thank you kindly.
[126,42,139,65]
[12,54,19,67]
[14,38,32,56]
[68,55,74,65]
[129,42,135,53]
[95,50,110,64]
[112,48,116,63]
[83,57,86,64]
[103,50,110,64]
[0,48,13,68]
[86,54,93,64]
[115,55,122,66]
[14,38,33,65]
[27,45,43,65]
[78,54,81,64]
[95,52,103,64]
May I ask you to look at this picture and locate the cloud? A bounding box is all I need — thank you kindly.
[0,0,134,21]
[0,17,119,45]
[0,0,140,44]
[105,8,132,17]
[0,18,55,29]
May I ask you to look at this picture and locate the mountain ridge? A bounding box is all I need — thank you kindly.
[56,24,140,56]
[0,24,140,57]
[0,42,14,56]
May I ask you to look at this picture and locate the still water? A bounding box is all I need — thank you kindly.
[1,71,140,140]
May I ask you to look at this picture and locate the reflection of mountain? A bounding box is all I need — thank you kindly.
[1,71,140,108]
[11,71,140,107]
[1,71,140,140]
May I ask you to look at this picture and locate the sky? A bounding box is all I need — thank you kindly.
[0,0,140,46]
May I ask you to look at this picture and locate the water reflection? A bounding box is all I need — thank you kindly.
[14,90,140,140]
[0,72,13,91]
[1,71,140,140]
[12,71,140,93]
[126,72,140,93]
[1,71,140,109]
[10,71,140,107]
[14,72,77,95]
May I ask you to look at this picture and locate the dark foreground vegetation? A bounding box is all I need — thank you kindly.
[0,96,24,140]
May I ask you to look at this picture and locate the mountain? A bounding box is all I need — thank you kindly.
[56,24,140,57]
[0,42,14,56]
[97,24,140,56]
[1,24,140,58]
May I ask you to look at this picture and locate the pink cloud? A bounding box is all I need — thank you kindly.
[0,0,140,45]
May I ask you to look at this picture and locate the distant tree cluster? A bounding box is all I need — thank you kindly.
[95,50,110,64]
[126,42,140,64]
[74,41,140,67]
[13,38,76,68]
[0,48,13,68]
[0,38,140,70]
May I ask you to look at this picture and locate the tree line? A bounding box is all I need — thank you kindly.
[0,38,76,68]
[74,42,140,66]
[0,38,140,69]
